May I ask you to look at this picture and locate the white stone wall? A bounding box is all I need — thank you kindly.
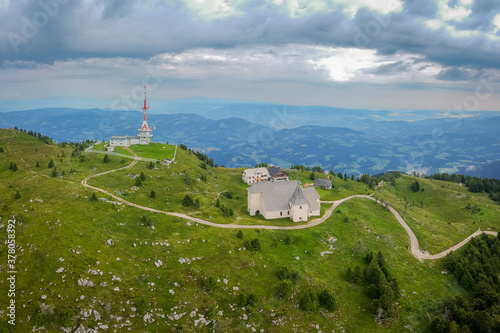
[290,203,309,222]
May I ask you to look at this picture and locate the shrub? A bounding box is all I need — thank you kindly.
[277,267,299,281]
[299,289,318,311]
[182,194,194,207]
[276,280,294,299]
[318,289,336,311]
[251,238,261,250]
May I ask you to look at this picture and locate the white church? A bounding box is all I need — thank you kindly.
[247,180,320,222]
[109,85,154,147]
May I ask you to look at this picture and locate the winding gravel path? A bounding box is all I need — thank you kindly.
[81,157,497,261]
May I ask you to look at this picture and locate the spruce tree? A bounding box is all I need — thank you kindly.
[14,190,21,199]
[150,189,156,198]
[48,159,54,168]
[103,154,110,163]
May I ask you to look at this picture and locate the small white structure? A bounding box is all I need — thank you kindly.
[242,167,270,185]
[248,180,320,222]
[110,135,140,147]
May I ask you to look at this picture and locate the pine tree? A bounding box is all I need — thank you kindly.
[150,189,156,198]
[51,167,58,177]
[251,238,261,250]
[135,178,142,186]
[35,161,40,168]
[103,154,110,163]
[11,163,17,171]
[182,194,193,207]
[14,190,21,199]
[91,192,98,201]
[48,159,54,168]
[139,172,146,181]
[237,230,244,239]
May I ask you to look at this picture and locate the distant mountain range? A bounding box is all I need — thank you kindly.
[1,99,499,178]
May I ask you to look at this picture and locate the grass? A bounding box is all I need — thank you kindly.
[0,128,498,332]
[128,142,176,160]
[374,175,500,254]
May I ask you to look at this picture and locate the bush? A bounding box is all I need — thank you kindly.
[277,267,299,281]
[251,238,261,250]
[410,180,420,192]
[276,280,294,299]
[236,293,247,307]
[299,289,318,311]
[318,289,336,311]
[182,194,194,207]
[135,299,151,315]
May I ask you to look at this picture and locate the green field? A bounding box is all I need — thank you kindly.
[0,128,499,332]
[93,141,176,160]
[128,142,176,160]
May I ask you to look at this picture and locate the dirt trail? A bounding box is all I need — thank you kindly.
[81,158,497,261]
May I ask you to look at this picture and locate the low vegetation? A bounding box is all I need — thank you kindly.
[0,128,499,332]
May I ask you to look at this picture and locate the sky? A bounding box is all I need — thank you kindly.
[1,0,500,111]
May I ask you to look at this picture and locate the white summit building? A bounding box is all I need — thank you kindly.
[109,85,154,147]
[247,180,320,222]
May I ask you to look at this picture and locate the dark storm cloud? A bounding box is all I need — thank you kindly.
[435,67,481,81]
[1,0,500,74]
[101,0,135,20]
[402,0,439,18]
[453,0,500,32]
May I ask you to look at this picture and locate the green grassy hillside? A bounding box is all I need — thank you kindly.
[375,175,500,254]
[0,128,498,332]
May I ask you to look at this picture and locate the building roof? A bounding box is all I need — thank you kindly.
[303,187,320,211]
[248,180,319,212]
[268,166,281,177]
[288,186,308,206]
[243,167,269,177]
[313,179,332,187]
[110,135,138,140]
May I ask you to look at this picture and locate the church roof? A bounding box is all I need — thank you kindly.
[288,185,308,206]
[248,180,319,212]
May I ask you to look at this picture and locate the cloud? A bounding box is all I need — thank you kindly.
[367,60,412,75]
[435,67,481,80]
[0,0,499,73]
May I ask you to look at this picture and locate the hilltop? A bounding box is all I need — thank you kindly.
[1,128,500,332]
[1,107,500,177]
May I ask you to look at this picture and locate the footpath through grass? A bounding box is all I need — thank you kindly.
[1,128,494,332]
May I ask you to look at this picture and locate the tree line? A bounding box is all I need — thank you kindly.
[431,234,500,333]
[425,173,500,204]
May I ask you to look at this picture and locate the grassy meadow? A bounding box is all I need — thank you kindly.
[0,128,498,332]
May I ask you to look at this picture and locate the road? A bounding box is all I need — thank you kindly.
[81,157,498,261]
